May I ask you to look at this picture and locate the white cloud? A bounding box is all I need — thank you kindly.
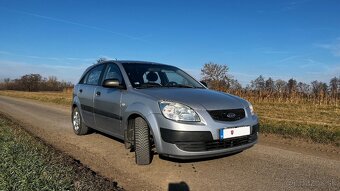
[314,39,340,57]
[0,50,96,62]
[298,58,323,69]
[275,55,301,63]
[3,7,149,42]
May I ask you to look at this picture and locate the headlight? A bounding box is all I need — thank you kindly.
[248,102,255,115]
[159,101,200,122]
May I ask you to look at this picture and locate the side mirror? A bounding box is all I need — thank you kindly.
[200,81,208,87]
[102,79,124,88]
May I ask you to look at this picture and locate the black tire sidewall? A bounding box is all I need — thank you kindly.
[134,117,151,165]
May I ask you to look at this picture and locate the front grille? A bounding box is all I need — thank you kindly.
[175,134,257,152]
[208,108,245,122]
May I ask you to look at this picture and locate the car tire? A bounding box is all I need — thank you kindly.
[134,117,152,165]
[72,107,89,135]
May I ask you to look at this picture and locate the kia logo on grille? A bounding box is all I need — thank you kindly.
[226,113,236,118]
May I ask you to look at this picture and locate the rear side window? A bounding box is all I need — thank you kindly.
[85,65,105,85]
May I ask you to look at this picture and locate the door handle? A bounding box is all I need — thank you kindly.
[79,89,83,93]
[96,91,101,96]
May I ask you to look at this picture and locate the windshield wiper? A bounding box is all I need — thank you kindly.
[137,83,200,89]
[136,83,162,89]
[164,84,194,88]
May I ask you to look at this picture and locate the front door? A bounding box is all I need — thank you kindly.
[94,63,125,138]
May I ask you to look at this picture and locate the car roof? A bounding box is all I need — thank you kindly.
[80,60,172,83]
[103,60,166,65]
[88,60,168,69]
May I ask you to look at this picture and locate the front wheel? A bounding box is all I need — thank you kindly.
[134,117,152,165]
[72,107,89,135]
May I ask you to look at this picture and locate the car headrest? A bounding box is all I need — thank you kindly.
[146,72,158,82]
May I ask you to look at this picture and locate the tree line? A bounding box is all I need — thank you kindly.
[0,62,339,105]
[201,62,340,105]
[0,74,73,92]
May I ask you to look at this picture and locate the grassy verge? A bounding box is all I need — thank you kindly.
[0,114,123,191]
[0,90,72,106]
[0,90,339,146]
[253,102,340,146]
[259,118,339,146]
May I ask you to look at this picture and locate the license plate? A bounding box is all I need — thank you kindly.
[220,126,251,139]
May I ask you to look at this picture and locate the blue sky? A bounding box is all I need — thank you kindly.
[0,0,339,85]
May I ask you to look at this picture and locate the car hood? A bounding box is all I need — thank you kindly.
[136,88,247,110]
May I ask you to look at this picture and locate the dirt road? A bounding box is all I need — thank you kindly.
[0,95,339,191]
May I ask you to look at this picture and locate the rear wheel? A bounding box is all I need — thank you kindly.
[134,117,152,165]
[72,107,89,135]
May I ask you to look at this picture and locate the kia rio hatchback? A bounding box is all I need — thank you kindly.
[72,61,259,165]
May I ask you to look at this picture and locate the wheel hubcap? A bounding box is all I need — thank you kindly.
[73,111,80,131]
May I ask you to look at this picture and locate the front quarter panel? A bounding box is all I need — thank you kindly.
[121,91,164,152]
[72,85,81,108]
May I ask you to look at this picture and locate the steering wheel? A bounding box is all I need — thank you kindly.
[165,81,178,87]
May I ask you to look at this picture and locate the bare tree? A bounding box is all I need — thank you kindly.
[287,78,297,101]
[330,77,339,105]
[229,79,242,91]
[311,80,328,104]
[94,57,107,65]
[21,74,42,92]
[265,77,275,93]
[251,75,265,91]
[297,82,310,101]
[3,78,10,90]
[287,78,297,94]
[0,74,72,92]
[201,62,231,91]
[297,82,310,94]
[275,79,287,94]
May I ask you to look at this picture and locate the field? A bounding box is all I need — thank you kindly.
[0,90,72,106]
[0,90,339,146]
[0,114,122,190]
[253,102,340,146]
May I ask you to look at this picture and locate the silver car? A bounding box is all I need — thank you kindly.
[72,61,259,165]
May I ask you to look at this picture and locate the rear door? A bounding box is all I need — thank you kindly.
[77,64,105,128]
[93,63,125,138]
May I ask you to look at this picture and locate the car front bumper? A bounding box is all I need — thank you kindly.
[158,124,258,159]
[161,140,257,159]
[152,111,259,159]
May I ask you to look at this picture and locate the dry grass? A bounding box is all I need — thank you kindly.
[0,90,339,146]
[0,90,72,106]
[253,102,340,146]
[253,102,340,127]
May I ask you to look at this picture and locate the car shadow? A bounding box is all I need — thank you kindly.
[168,181,190,191]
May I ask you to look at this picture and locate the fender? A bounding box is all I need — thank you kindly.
[123,102,163,153]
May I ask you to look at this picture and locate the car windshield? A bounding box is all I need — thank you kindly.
[122,63,204,89]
